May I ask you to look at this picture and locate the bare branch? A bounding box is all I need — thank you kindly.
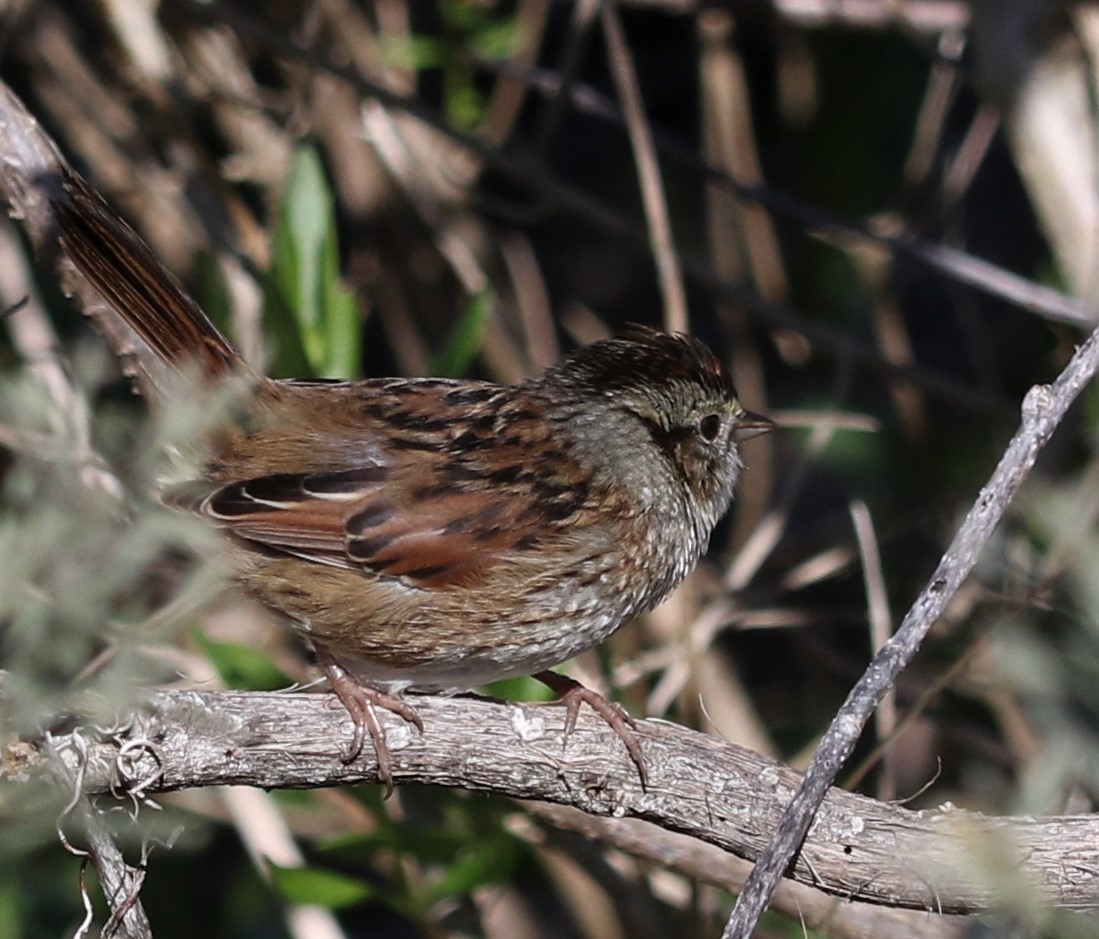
[78,804,153,939]
[7,689,1099,918]
[528,803,969,939]
[724,326,1099,933]
[49,734,154,939]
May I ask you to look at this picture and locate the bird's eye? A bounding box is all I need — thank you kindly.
[697,413,722,442]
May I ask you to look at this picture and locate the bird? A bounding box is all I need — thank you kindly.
[47,165,772,791]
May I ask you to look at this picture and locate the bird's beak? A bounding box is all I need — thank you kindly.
[733,409,775,442]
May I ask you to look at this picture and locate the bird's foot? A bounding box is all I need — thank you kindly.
[533,670,647,788]
[318,649,423,798]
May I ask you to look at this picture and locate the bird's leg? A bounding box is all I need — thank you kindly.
[316,647,423,798]
[533,670,647,788]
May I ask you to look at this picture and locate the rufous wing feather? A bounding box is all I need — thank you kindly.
[202,465,550,589]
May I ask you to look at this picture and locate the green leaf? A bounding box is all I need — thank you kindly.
[472,20,520,60]
[445,80,485,132]
[268,864,374,909]
[380,35,444,70]
[321,827,465,864]
[194,252,233,340]
[192,630,289,691]
[426,835,522,902]
[430,290,492,377]
[267,145,361,378]
[260,275,313,376]
[316,231,361,377]
[482,674,554,702]
[440,0,487,31]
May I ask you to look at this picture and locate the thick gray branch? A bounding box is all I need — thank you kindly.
[5,689,1099,917]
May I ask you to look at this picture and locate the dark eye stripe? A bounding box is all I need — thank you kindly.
[641,419,689,469]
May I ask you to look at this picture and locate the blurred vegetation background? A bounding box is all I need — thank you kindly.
[2,0,1099,936]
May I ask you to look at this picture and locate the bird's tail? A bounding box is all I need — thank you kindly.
[51,167,246,394]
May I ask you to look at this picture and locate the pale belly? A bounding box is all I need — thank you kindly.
[336,605,627,692]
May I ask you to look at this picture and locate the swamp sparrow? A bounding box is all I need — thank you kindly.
[48,167,772,790]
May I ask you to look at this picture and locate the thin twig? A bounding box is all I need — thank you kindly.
[723,326,1099,936]
[49,734,154,939]
[534,0,601,155]
[850,500,897,802]
[469,52,1099,331]
[601,1,688,332]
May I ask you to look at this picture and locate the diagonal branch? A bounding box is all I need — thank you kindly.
[724,323,1099,934]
